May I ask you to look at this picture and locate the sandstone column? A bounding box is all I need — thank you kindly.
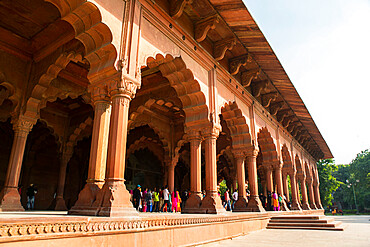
[274,165,289,211]
[69,88,111,215]
[55,147,73,210]
[298,176,310,210]
[307,178,317,209]
[0,116,35,211]
[183,132,203,213]
[233,152,248,211]
[246,149,265,212]
[92,77,139,217]
[265,166,273,193]
[168,163,175,193]
[289,172,302,210]
[200,127,225,214]
[282,172,289,202]
[313,181,323,209]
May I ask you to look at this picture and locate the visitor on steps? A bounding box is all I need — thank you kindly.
[232,189,238,210]
[160,185,171,212]
[26,184,37,210]
[133,185,142,210]
[272,191,279,211]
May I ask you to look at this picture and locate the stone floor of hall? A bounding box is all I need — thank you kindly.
[198,215,370,247]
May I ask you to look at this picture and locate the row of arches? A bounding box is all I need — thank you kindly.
[0,0,322,215]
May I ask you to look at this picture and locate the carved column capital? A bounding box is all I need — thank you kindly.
[88,85,110,104]
[233,149,246,161]
[11,115,36,136]
[107,76,139,100]
[246,145,259,158]
[201,125,220,140]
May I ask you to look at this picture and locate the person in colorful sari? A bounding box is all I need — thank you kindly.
[172,189,178,212]
[272,191,279,211]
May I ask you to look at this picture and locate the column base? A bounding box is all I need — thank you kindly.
[199,192,226,214]
[93,180,138,217]
[310,203,318,210]
[246,196,265,212]
[290,201,302,211]
[280,200,290,211]
[69,182,103,216]
[55,197,67,211]
[233,197,248,212]
[316,204,324,210]
[301,202,311,210]
[0,187,24,211]
[182,192,203,214]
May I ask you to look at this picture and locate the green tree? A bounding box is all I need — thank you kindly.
[317,159,340,208]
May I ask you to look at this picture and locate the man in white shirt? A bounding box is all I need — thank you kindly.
[160,185,171,212]
[232,189,238,210]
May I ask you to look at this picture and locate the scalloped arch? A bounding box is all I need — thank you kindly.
[281,144,294,173]
[257,127,279,168]
[295,154,305,177]
[220,102,252,152]
[144,54,209,130]
[127,136,165,164]
[65,117,93,153]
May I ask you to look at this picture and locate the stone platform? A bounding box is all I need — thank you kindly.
[0,210,324,246]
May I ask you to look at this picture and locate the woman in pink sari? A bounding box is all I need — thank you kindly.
[172,190,178,212]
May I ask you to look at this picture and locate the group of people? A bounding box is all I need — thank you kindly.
[259,191,286,211]
[130,185,188,213]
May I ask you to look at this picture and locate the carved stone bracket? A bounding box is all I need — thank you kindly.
[229,54,252,75]
[214,37,236,61]
[251,80,268,97]
[276,109,291,123]
[282,115,295,128]
[195,14,220,43]
[269,101,284,116]
[241,68,261,87]
[261,92,278,108]
[170,0,193,19]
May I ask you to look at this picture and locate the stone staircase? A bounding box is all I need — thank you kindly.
[267,215,344,231]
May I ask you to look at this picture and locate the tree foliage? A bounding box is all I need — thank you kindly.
[317,159,340,207]
[333,150,370,211]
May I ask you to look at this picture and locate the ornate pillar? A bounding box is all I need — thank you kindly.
[289,172,302,210]
[313,181,323,209]
[183,131,203,213]
[265,166,273,193]
[69,88,111,215]
[298,176,310,210]
[55,146,73,210]
[168,162,175,193]
[274,164,289,211]
[200,127,225,214]
[282,172,289,202]
[246,149,265,212]
[307,178,317,209]
[233,151,248,211]
[91,77,139,217]
[0,116,35,211]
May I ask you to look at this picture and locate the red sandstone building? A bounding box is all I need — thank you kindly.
[0,0,332,245]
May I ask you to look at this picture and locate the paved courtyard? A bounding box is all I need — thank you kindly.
[199,215,370,247]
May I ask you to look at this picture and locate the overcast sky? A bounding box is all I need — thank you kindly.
[243,0,370,164]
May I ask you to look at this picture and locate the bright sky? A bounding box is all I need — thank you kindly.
[243,0,370,164]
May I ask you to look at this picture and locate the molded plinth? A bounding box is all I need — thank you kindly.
[246,196,265,212]
[55,197,67,211]
[199,192,226,214]
[0,187,24,211]
[93,181,139,217]
[182,192,203,214]
[68,182,102,215]
[233,197,248,212]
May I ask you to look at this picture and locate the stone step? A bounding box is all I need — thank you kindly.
[271,215,324,220]
[269,218,334,224]
[266,225,344,231]
[267,221,342,228]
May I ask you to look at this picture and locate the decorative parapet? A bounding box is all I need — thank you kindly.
[0,214,270,243]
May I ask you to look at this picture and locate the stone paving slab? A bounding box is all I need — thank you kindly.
[198,216,370,247]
